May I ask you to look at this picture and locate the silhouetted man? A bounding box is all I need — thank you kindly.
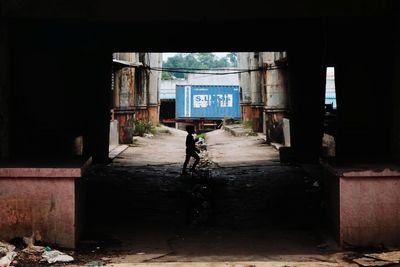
[182,125,200,175]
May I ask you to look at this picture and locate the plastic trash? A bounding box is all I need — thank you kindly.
[22,236,45,253]
[0,241,15,255]
[0,252,17,267]
[42,250,74,264]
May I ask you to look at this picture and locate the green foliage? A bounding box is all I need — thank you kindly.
[197,133,206,139]
[133,120,155,136]
[246,131,258,137]
[242,120,253,129]
[162,71,174,80]
[162,53,237,79]
[223,117,236,125]
[227,52,238,67]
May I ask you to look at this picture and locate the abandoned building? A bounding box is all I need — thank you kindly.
[1,0,400,264]
[111,52,162,145]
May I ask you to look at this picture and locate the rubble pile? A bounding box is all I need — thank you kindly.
[0,234,74,267]
[196,137,214,169]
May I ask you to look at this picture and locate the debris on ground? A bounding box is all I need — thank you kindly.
[0,251,17,267]
[352,251,400,266]
[364,251,400,263]
[42,249,74,264]
[143,133,154,138]
[0,241,16,267]
[353,256,394,266]
[0,235,75,266]
[0,241,15,256]
[22,235,46,253]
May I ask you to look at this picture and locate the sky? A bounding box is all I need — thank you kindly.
[162,52,229,62]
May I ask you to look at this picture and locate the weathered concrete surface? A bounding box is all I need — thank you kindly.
[207,129,277,166]
[0,158,91,248]
[323,160,400,246]
[0,177,76,248]
[69,261,353,267]
[222,124,252,137]
[78,127,347,265]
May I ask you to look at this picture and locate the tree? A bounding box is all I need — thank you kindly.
[161,71,174,80]
[161,53,235,80]
[227,52,237,67]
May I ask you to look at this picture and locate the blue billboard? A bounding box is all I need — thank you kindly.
[176,85,241,120]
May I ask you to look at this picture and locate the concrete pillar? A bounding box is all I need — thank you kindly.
[83,51,112,163]
[334,44,394,158]
[250,53,262,105]
[148,53,161,126]
[237,52,252,121]
[0,23,10,158]
[394,17,400,156]
[288,47,326,163]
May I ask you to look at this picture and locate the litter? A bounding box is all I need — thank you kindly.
[144,133,154,138]
[365,251,400,263]
[42,250,74,264]
[0,252,17,267]
[0,241,15,256]
[353,256,393,267]
[21,236,45,253]
[353,251,400,267]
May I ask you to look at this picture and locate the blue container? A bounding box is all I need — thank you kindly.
[176,85,240,120]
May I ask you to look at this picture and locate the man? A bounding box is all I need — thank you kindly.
[182,125,200,175]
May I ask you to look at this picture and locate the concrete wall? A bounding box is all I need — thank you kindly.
[109,120,119,150]
[237,52,252,105]
[186,71,239,86]
[148,53,161,106]
[0,177,77,248]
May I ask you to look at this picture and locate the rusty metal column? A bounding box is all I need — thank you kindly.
[250,52,263,132]
[288,46,326,163]
[264,52,289,144]
[113,53,137,144]
[237,52,252,121]
[0,22,10,158]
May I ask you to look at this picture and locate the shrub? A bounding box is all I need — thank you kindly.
[223,117,235,125]
[133,120,154,136]
[242,120,253,129]
[197,133,206,139]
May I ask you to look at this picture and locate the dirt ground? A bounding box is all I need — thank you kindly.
[9,126,368,266]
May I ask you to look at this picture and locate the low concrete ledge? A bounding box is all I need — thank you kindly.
[0,157,92,177]
[223,124,251,137]
[0,157,92,248]
[322,160,400,247]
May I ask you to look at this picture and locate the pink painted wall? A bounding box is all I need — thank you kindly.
[0,177,76,248]
[323,162,400,246]
[340,177,400,246]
